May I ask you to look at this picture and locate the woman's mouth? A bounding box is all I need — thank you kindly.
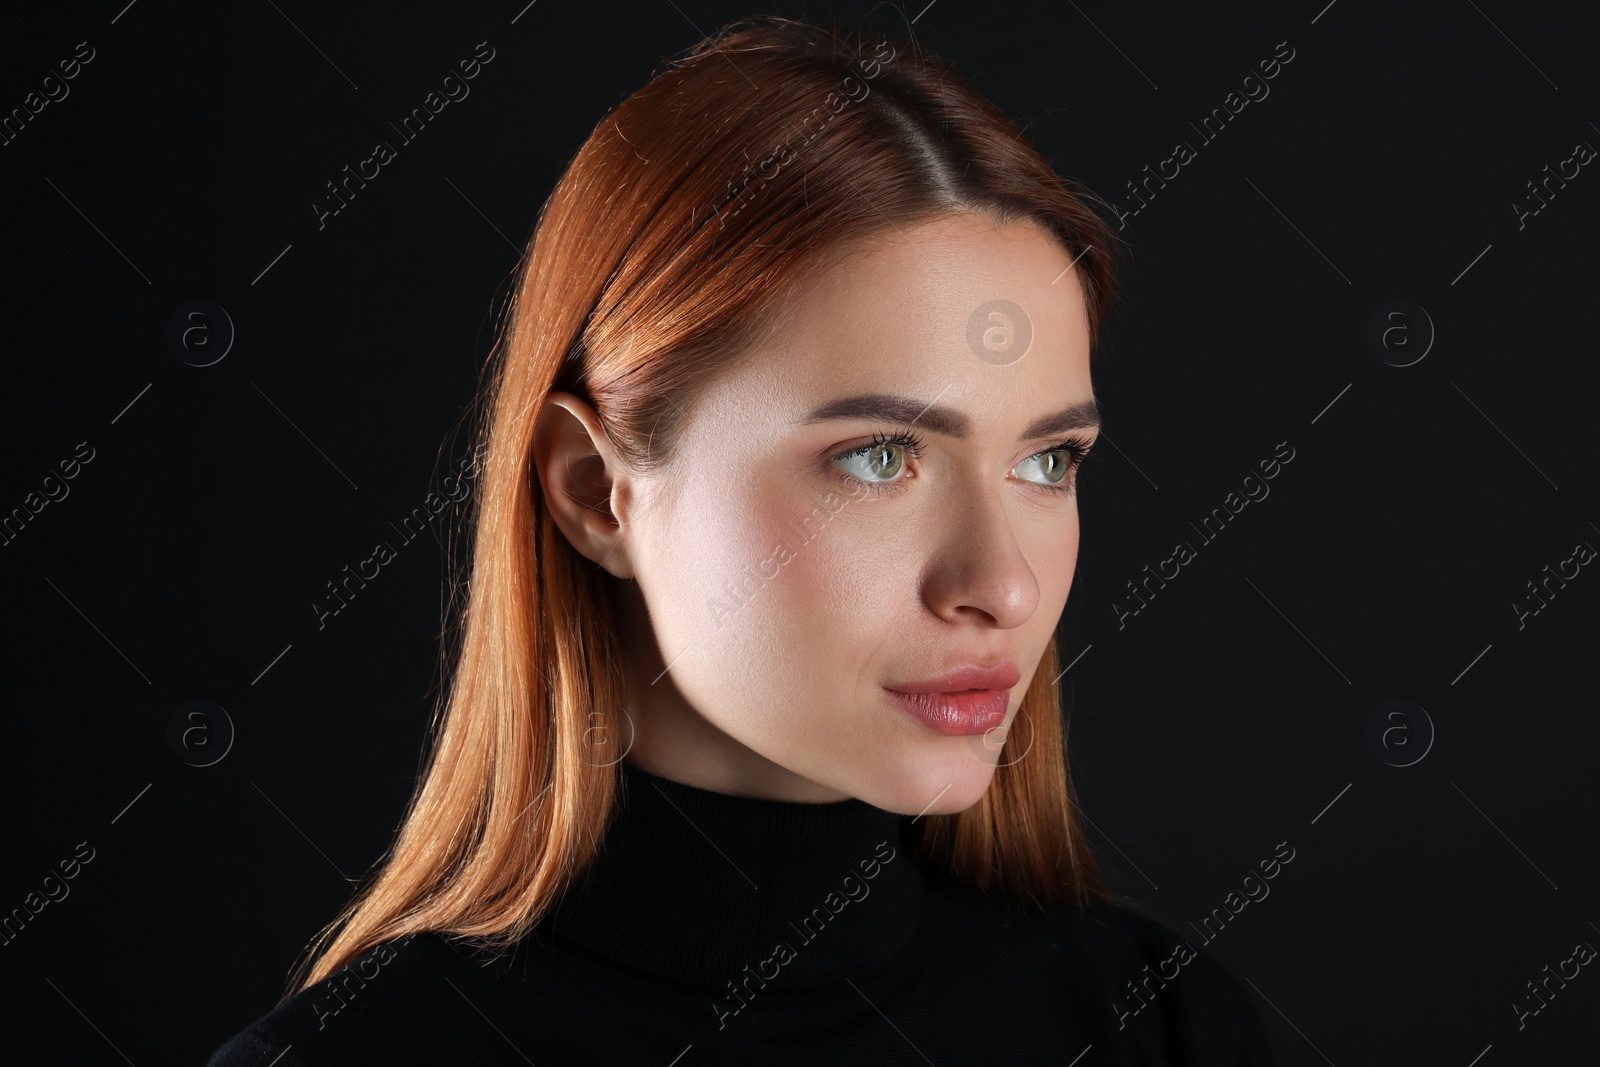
[883,688,1011,736]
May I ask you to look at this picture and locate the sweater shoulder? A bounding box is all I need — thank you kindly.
[1046,897,1278,1065]
[917,878,1274,1062]
[204,933,486,1066]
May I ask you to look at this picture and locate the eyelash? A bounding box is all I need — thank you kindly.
[830,429,1095,497]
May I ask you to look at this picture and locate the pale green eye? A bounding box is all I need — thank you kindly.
[1016,449,1072,486]
[835,442,906,483]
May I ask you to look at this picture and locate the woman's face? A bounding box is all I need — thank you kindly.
[545,211,1097,814]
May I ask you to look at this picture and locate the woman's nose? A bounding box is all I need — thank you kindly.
[917,485,1041,629]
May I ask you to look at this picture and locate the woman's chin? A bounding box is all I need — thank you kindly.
[842,756,1000,817]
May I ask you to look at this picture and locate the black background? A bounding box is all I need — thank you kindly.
[3,1,1597,1063]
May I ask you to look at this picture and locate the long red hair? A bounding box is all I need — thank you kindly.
[293,14,1124,993]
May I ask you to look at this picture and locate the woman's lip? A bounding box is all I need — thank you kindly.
[886,662,1021,693]
[884,688,1011,736]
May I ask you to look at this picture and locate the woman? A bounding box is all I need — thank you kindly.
[210,16,1275,1065]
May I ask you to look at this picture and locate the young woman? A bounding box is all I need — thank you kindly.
[210,16,1275,1065]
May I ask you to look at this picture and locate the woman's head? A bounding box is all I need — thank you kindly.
[535,210,1099,814]
[295,15,1121,990]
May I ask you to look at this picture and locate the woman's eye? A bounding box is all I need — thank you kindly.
[834,442,908,484]
[1015,448,1075,488]
[829,433,1084,496]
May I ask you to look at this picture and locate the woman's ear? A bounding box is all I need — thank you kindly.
[531,391,635,578]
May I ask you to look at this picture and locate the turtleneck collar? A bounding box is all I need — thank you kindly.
[544,757,925,994]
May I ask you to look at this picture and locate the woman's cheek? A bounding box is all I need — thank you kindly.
[668,485,833,646]
[636,483,771,648]
[787,517,908,646]
[1038,521,1080,611]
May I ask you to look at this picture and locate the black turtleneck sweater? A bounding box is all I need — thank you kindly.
[208,759,1276,1065]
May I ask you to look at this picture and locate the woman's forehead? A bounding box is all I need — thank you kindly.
[772,217,1088,361]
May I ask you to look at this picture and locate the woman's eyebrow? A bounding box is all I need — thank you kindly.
[799,393,1100,440]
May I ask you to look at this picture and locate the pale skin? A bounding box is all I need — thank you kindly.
[531,210,1098,815]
